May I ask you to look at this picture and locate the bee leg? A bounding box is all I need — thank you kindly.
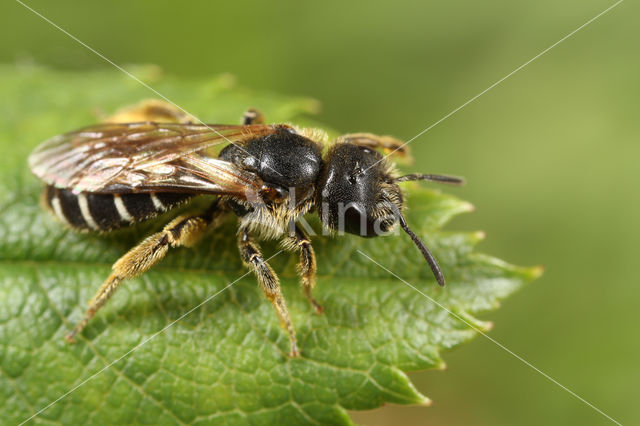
[242,108,266,125]
[105,99,196,124]
[337,133,409,157]
[65,200,226,342]
[238,229,299,357]
[285,224,322,313]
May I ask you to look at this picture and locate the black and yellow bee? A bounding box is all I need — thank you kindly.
[28,101,463,357]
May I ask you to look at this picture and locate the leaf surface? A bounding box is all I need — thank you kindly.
[0,66,540,425]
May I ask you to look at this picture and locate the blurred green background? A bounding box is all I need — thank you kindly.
[2,1,637,424]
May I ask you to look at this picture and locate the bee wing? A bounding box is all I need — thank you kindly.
[29,122,284,197]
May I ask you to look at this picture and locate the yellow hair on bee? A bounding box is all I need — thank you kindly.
[289,125,329,147]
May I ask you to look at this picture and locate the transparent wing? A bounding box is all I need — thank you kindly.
[29,122,285,197]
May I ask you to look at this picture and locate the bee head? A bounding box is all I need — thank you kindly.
[316,142,464,286]
[317,143,400,237]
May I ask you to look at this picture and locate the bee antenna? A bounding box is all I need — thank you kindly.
[394,173,465,185]
[396,211,445,287]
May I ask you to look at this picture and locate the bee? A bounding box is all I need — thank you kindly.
[28,100,464,357]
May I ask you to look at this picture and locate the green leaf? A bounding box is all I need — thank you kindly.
[0,65,540,425]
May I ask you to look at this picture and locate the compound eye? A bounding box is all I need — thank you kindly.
[342,203,396,237]
[343,203,369,236]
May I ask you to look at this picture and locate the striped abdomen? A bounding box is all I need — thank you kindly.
[43,185,192,232]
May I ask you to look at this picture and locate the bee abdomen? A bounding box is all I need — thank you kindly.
[43,185,192,231]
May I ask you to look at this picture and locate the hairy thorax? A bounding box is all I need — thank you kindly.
[219,126,325,239]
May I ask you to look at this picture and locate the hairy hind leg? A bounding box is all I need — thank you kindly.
[337,132,409,157]
[284,224,322,313]
[66,200,226,342]
[105,99,196,124]
[238,228,299,357]
[242,108,265,125]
